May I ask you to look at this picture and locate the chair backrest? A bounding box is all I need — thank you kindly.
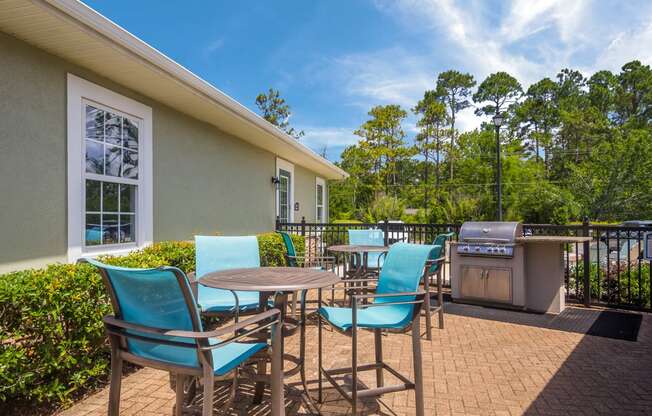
[348,229,384,246]
[84,258,204,368]
[276,231,297,267]
[375,242,436,305]
[428,232,455,273]
[195,235,260,278]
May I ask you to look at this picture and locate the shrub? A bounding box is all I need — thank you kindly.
[0,264,111,405]
[0,233,304,410]
[570,261,651,308]
[258,232,304,266]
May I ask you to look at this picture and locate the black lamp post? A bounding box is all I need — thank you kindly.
[492,114,504,221]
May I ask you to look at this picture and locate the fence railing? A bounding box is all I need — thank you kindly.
[276,218,652,312]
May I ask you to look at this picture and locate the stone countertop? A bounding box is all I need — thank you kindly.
[516,236,592,243]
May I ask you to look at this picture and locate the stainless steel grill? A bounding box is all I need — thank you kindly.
[456,221,523,258]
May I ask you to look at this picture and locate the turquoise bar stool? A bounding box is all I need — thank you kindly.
[317,242,437,416]
[277,230,336,315]
[83,258,284,416]
[422,232,454,339]
[348,229,386,271]
[194,235,261,319]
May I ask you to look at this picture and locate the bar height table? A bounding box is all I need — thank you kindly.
[199,267,340,412]
[327,244,390,279]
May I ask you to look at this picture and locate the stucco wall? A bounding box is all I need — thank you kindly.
[0,31,321,273]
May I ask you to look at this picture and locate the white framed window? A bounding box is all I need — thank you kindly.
[316,177,326,223]
[276,158,294,222]
[67,74,153,261]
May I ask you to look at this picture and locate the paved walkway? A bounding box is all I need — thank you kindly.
[59,305,652,415]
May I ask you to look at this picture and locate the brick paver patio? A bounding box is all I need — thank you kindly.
[58,304,652,416]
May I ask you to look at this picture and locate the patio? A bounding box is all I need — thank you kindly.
[59,302,652,416]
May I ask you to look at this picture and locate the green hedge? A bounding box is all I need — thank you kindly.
[0,232,303,408]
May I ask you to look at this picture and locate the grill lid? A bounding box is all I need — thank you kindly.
[459,221,522,243]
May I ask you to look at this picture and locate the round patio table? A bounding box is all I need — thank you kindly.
[199,267,340,409]
[327,244,390,279]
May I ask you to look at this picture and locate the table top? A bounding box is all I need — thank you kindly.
[327,244,390,253]
[199,267,340,292]
[516,236,592,243]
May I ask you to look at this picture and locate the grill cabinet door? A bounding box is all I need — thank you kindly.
[460,266,485,299]
[485,268,512,303]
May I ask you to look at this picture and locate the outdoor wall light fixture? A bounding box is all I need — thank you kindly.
[271,176,281,189]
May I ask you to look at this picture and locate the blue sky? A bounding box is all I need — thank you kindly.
[83,0,652,161]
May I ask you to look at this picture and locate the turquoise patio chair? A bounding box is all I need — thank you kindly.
[421,232,454,339]
[277,230,337,314]
[194,235,261,319]
[348,228,386,271]
[83,258,283,416]
[317,242,436,416]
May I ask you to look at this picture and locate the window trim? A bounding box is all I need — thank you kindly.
[315,176,326,223]
[275,157,295,222]
[67,74,153,262]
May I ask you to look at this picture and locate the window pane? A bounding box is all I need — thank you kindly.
[105,112,122,145]
[85,140,104,174]
[122,150,138,179]
[317,207,323,222]
[120,214,135,243]
[104,145,122,177]
[85,106,104,140]
[85,180,101,212]
[85,214,102,246]
[317,184,323,205]
[123,118,139,149]
[103,182,119,212]
[102,214,119,244]
[120,184,136,213]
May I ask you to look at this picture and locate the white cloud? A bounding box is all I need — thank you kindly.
[326,48,434,109]
[298,0,652,158]
[204,38,225,55]
[299,126,359,149]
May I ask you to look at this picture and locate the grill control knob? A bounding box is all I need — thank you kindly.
[475,246,480,252]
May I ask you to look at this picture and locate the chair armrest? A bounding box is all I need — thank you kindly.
[426,256,446,265]
[351,291,426,309]
[187,271,198,298]
[351,290,425,301]
[103,308,280,340]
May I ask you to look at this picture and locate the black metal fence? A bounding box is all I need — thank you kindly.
[276,218,652,312]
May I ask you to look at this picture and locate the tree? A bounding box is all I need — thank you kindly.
[436,70,476,180]
[255,88,305,139]
[615,60,652,126]
[513,78,559,166]
[354,105,409,196]
[413,90,448,212]
[473,71,522,118]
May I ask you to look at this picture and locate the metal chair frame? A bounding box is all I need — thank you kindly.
[88,261,284,416]
[317,283,428,416]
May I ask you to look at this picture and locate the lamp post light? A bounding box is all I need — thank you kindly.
[492,114,504,221]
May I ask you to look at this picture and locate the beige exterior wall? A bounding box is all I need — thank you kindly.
[293,164,327,223]
[0,31,323,273]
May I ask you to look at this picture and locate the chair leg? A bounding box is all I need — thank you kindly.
[220,370,238,415]
[423,273,432,341]
[374,329,384,387]
[411,316,425,416]
[202,368,214,416]
[252,358,267,404]
[290,291,297,318]
[108,341,122,416]
[271,315,285,416]
[438,269,444,329]
[318,290,324,404]
[175,374,186,416]
[351,317,358,414]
